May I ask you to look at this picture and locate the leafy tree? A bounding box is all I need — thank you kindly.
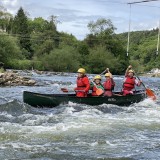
[87,46,118,73]
[0,35,22,67]
[28,17,50,33]
[0,6,12,31]
[87,18,116,35]
[41,46,80,72]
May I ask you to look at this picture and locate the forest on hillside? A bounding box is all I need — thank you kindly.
[0,5,159,74]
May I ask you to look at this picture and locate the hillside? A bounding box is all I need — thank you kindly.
[117,29,160,72]
[0,5,159,74]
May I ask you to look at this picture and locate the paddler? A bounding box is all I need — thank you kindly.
[103,69,115,97]
[122,65,142,96]
[74,68,90,97]
[90,75,104,96]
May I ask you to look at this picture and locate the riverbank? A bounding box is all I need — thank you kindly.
[140,68,160,77]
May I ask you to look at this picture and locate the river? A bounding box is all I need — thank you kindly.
[0,71,160,160]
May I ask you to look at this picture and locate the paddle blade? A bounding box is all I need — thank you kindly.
[61,88,68,92]
[96,89,104,96]
[146,88,156,100]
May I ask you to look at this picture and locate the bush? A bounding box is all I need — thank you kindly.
[40,46,80,72]
[87,46,118,73]
[7,59,32,70]
[0,34,23,67]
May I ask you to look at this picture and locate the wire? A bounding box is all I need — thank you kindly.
[128,0,160,4]
[0,31,158,42]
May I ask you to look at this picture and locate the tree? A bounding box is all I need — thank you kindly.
[41,46,80,72]
[0,35,22,67]
[12,7,32,58]
[87,18,116,35]
[0,6,12,31]
[87,46,117,73]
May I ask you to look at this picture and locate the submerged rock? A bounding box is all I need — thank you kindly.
[0,71,36,86]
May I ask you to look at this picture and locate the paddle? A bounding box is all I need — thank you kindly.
[136,75,156,101]
[90,68,109,96]
[90,80,104,96]
[61,88,84,93]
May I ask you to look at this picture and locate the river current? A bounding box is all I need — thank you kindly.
[0,71,160,160]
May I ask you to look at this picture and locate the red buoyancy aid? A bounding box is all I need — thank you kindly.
[123,76,136,91]
[75,76,90,97]
[103,79,115,91]
[103,79,114,97]
[91,86,97,96]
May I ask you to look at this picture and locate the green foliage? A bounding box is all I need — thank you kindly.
[40,46,80,72]
[7,59,44,70]
[0,34,22,67]
[8,59,32,70]
[9,7,32,58]
[1,5,159,74]
[117,29,159,72]
[0,6,12,31]
[87,18,116,35]
[0,68,5,73]
[87,46,118,73]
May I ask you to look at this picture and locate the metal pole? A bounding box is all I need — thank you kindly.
[156,20,160,55]
[127,4,131,56]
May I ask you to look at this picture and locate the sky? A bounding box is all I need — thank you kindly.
[0,0,160,39]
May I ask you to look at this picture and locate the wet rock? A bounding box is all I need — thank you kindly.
[0,71,36,86]
[0,73,4,78]
[27,80,36,85]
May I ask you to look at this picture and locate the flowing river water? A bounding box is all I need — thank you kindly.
[0,71,160,160]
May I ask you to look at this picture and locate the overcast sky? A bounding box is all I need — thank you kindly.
[0,0,160,39]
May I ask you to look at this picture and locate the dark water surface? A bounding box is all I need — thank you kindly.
[0,71,160,160]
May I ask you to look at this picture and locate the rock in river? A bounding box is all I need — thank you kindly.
[0,71,36,86]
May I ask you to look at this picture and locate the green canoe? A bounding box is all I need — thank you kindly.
[23,90,146,107]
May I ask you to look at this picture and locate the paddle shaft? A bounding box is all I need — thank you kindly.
[135,74,146,89]
[61,88,85,93]
[100,69,108,75]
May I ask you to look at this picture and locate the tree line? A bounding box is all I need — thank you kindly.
[0,6,159,74]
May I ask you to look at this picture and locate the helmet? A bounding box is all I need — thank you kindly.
[128,70,134,73]
[77,68,86,74]
[94,75,101,80]
[105,73,111,77]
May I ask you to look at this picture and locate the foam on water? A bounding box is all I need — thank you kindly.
[0,73,160,159]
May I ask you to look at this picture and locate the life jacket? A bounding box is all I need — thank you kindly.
[123,76,136,91]
[103,79,113,97]
[103,79,114,91]
[76,76,90,97]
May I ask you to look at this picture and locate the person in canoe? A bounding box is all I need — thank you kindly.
[122,65,142,96]
[103,69,115,97]
[74,68,90,97]
[90,75,104,96]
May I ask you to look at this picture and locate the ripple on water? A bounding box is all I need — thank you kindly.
[0,73,160,159]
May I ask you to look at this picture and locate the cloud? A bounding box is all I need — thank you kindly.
[1,0,18,6]
[0,0,160,39]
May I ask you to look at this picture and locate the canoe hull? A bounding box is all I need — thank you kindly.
[23,91,146,107]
